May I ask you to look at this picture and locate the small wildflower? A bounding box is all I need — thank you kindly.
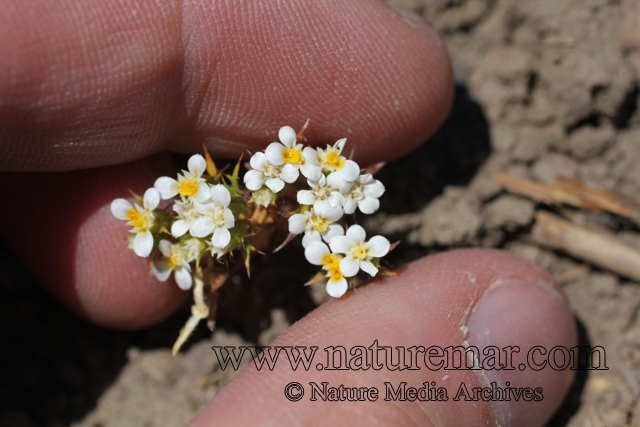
[304,241,348,298]
[190,185,235,247]
[171,198,203,238]
[182,238,205,264]
[265,126,322,181]
[343,174,385,214]
[111,188,160,257]
[152,240,193,290]
[317,138,360,182]
[297,172,345,212]
[329,224,390,277]
[288,204,344,248]
[154,154,210,203]
[243,151,298,193]
[251,187,275,208]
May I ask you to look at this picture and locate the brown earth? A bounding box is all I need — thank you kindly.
[2,0,640,426]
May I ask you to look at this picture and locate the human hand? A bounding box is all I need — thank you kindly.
[0,0,575,426]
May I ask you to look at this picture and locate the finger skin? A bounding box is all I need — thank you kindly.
[0,0,453,171]
[0,155,188,328]
[190,249,577,427]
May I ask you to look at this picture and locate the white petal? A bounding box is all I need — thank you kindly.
[329,191,344,207]
[244,170,265,191]
[190,217,215,238]
[188,154,207,177]
[250,152,269,171]
[343,197,357,215]
[329,236,351,255]
[302,230,321,248]
[111,199,132,220]
[327,172,351,193]
[288,214,307,234]
[174,268,193,290]
[158,239,172,257]
[152,261,172,282]
[360,260,378,277]
[194,201,215,215]
[323,206,344,222]
[326,277,348,298]
[279,163,299,183]
[300,162,322,181]
[358,173,374,184]
[224,208,235,228]
[211,227,231,248]
[171,219,190,238]
[279,126,297,148]
[143,188,160,210]
[322,224,344,244]
[334,138,347,153]
[302,147,319,166]
[265,142,285,165]
[337,160,360,182]
[211,184,231,207]
[154,177,180,199]
[313,199,331,213]
[339,257,360,277]
[364,180,385,198]
[133,231,154,257]
[346,224,366,246]
[304,241,330,265]
[297,190,316,205]
[265,178,285,193]
[358,197,380,214]
[368,236,391,257]
[195,182,211,203]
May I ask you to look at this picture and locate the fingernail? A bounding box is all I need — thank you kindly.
[390,6,428,27]
[466,280,576,427]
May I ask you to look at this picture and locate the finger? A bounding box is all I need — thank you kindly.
[190,249,577,427]
[0,155,188,328]
[0,0,453,171]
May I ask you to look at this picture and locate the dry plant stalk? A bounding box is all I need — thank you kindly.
[528,211,640,282]
[493,174,638,218]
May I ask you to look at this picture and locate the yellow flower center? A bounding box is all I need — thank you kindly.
[126,208,148,231]
[326,152,345,169]
[283,147,301,163]
[321,254,340,270]
[354,245,369,260]
[180,181,199,197]
[329,268,344,282]
[311,213,329,233]
[168,252,182,270]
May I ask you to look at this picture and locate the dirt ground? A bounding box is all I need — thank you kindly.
[2,0,640,426]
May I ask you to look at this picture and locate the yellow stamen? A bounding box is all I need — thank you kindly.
[326,152,345,169]
[321,254,340,270]
[180,181,199,197]
[354,246,369,260]
[311,213,329,233]
[282,147,301,163]
[126,208,148,231]
[168,252,182,269]
[329,268,344,282]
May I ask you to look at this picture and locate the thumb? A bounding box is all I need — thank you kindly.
[190,249,577,427]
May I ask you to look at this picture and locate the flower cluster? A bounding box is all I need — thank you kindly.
[111,124,395,353]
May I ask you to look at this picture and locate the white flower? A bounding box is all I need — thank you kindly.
[190,185,235,247]
[288,205,344,248]
[209,242,230,260]
[252,187,275,208]
[264,126,322,181]
[152,240,193,290]
[111,188,160,258]
[154,154,210,203]
[329,224,390,277]
[171,198,203,238]
[243,151,299,193]
[316,138,360,182]
[304,241,348,298]
[297,172,345,212]
[343,174,385,214]
[182,238,205,264]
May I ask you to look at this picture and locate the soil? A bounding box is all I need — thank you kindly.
[2,0,640,426]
